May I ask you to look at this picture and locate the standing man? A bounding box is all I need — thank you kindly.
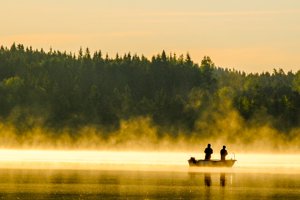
[204,144,213,160]
[220,145,228,161]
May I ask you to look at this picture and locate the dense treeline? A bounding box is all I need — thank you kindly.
[0,44,299,135]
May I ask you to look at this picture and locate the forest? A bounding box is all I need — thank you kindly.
[0,43,299,142]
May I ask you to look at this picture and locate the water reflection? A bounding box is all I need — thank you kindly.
[0,168,298,200]
[203,173,227,187]
[220,173,226,187]
[204,173,212,187]
[204,173,230,200]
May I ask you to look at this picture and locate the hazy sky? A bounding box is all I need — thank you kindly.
[1,0,300,73]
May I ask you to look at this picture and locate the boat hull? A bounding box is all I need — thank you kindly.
[188,157,236,167]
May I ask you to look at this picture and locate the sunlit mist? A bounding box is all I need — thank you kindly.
[0,149,298,174]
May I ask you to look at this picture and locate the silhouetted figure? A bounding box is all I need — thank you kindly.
[204,144,213,160]
[220,145,228,161]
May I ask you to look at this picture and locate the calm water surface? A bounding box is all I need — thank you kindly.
[0,151,299,199]
[0,168,299,200]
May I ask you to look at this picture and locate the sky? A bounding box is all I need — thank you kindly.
[1,0,300,73]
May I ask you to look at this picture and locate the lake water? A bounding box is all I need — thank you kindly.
[0,150,299,199]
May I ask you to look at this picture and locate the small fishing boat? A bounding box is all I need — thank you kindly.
[188,157,237,167]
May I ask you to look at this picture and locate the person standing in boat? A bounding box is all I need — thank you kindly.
[220,145,228,161]
[204,144,213,160]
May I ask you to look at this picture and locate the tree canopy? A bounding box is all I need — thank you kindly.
[0,44,299,137]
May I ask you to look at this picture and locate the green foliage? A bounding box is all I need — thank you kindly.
[293,71,300,93]
[0,44,299,135]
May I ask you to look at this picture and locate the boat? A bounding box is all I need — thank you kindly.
[188,157,237,167]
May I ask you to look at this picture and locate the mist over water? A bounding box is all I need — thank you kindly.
[0,115,299,153]
[0,45,299,199]
[0,149,299,173]
[0,150,299,200]
[0,115,299,171]
[0,127,299,199]
[0,104,298,199]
